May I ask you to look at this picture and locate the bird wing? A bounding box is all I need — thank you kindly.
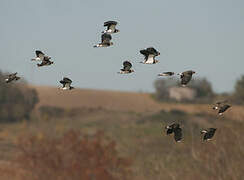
[174,128,182,142]
[63,77,72,84]
[164,72,174,76]
[42,56,51,63]
[60,78,72,88]
[8,73,16,79]
[140,49,149,59]
[35,50,45,59]
[146,47,160,56]
[166,128,173,135]
[104,21,117,29]
[101,33,112,44]
[219,104,230,113]
[123,61,132,71]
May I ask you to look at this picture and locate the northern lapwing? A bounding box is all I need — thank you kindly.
[178,70,196,86]
[158,72,175,76]
[94,33,113,48]
[212,101,231,115]
[37,56,54,67]
[140,47,160,64]
[118,61,134,74]
[31,50,51,61]
[59,77,74,90]
[5,72,20,83]
[102,21,119,34]
[201,128,217,141]
[165,123,182,142]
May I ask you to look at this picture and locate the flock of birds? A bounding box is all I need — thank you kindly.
[4,20,231,143]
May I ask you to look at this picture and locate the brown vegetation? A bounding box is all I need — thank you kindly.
[0,72,39,122]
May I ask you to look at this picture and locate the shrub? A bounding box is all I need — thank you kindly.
[15,130,132,180]
[0,71,39,122]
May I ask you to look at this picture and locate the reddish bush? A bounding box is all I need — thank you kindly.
[15,130,132,180]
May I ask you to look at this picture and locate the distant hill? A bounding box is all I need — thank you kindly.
[32,86,244,121]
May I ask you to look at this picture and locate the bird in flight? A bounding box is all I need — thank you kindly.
[140,47,160,64]
[37,56,54,67]
[94,33,113,48]
[201,128,217,141]
[213,101,231,115]
[165,123,182,142]
[59,77,74,90]
[178,70,196,86]
[102,21,119,34]
[5,72,20,83]
[118,61,134,74]
[158,72,175,76]
[31,50,51,61]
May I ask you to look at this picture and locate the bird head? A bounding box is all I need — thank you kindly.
[110,42,114,46]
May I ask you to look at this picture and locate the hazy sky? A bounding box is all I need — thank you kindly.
[0,0,243,93]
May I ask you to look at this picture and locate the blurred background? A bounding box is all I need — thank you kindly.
[0,0,244,180]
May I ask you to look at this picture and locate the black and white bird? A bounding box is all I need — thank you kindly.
[31,50,51,61]
[165,123,182,142]
[140,47,160,64]
[102,21,119,34]
[212,100,228,110]
[178,70,196,86]
[118,61,134,74]
[59,77,74,90]
[37,56,54,67]
[94,33,113,48]
[201,128,217,141]
[5,72,20,83]
[158,72,175,76]
[212,101,231,115]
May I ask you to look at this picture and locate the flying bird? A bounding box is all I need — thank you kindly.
[59,77,74,90]
[94,33,113,48]
[5,72,20,83]
[212,100,228,110]
[118,61,134,74]
[140,47,160,64]
[212,101,231,115]
[31,50,51,61]
[165,123,182,142]
[37,56,54,67]
[201,128,217,141]
[102,21,119,34]
[158,72,175,76]
[178,70,196,86]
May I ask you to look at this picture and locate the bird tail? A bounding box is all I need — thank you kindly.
[93,44,99,48]
[31,58,36,61]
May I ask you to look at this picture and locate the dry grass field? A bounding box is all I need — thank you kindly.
[33,85,244,121]
[0,86,243,180]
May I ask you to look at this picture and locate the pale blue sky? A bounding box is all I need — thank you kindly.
[0,0,243,93]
